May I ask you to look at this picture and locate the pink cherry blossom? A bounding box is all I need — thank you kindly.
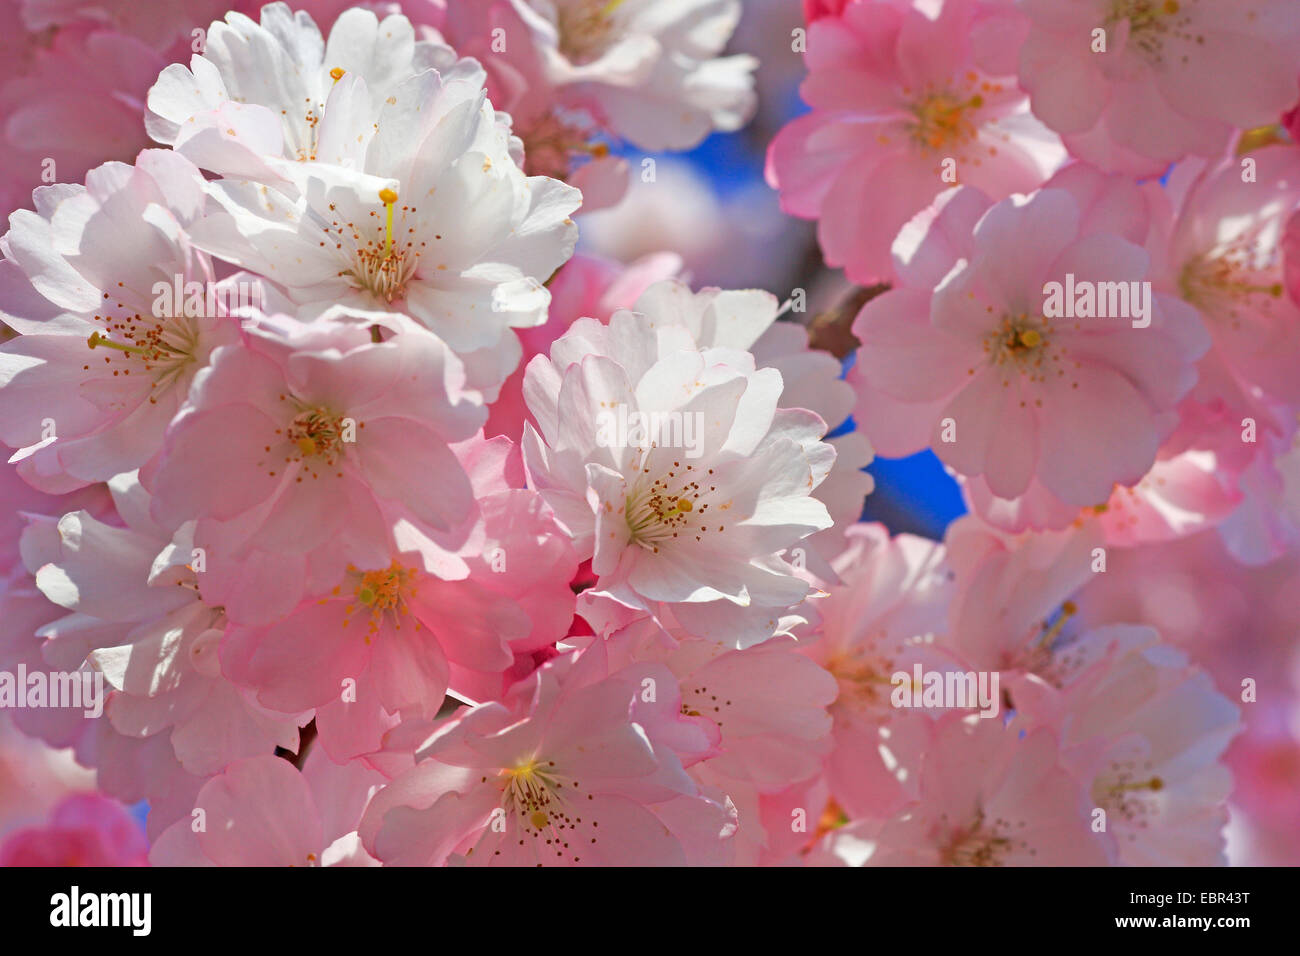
[484,251,684,443]
[1155,148,1300,522]
[827,713,1111,865]
[491,0,758,153]
[182,62,581,396]
[522,287,835,647]
[0,0,1293,871]
[962,447,1241,543]
[1017,0,1300,175]
[852,167,1208,508]
[21,0,258,50]
[435,0,631,210]
[23,472,305,777]
[941,512,1101,673]
[145,4,467,180]
[768,0,1066,283]
[0,149,241,493]
[0,26,164,217]
[1009,625,1239,865]
[598,617,839,795]
[797,523,968,818]
[359,645,738,865]
[143,312,485,624]
[0,558,212,842]
[151,752,385,866]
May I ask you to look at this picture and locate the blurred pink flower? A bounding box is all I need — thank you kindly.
[0,792,148,866]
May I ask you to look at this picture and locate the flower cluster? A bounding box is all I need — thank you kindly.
[0,0,1297,867]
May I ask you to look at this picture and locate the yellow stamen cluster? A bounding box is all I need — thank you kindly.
[978,310,1074,399]
[468,758,602,864]
[909,92,984,152]
[285,407,349,463]
[622,455,722,554]
[1107,0,1199,65]
[326,189,423,303]
[340,560,419,642]
[938,809,1030,866]
[1179,243,1285,332]
[82,296,203,402]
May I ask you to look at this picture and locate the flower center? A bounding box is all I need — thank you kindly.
[1107,0,1191,62]
[326,188,425,305]
[825,646,900,717]
[981,312,1062,389]
[502,760,562,825]
[84,299,203,402]
[939,810,1026,866]
[340,560,419,640]
[557,0,628,64]
[1179,248,1285,332]
[624,457,721,554]
[1109,0,1182,31]
[1094,762,1165,826]
[520,112,610,182]
[908,91,983,152]
[679,680,733,728]
[286,406,350,462]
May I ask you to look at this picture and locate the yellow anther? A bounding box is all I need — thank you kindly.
[1017,328,1042,349]
[329,67,345,83]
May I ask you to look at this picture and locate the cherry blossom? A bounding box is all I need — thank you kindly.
[522,288,836,647]
[1016,0,1300,174]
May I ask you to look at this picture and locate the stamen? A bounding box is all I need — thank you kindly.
[1037,600,1077,647]
[910,92,984,151]
[329,67,345,83]
[1112,776,1164,793]
[378,187,398,259]
[340,560,419,641]
[87,331,149,356]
